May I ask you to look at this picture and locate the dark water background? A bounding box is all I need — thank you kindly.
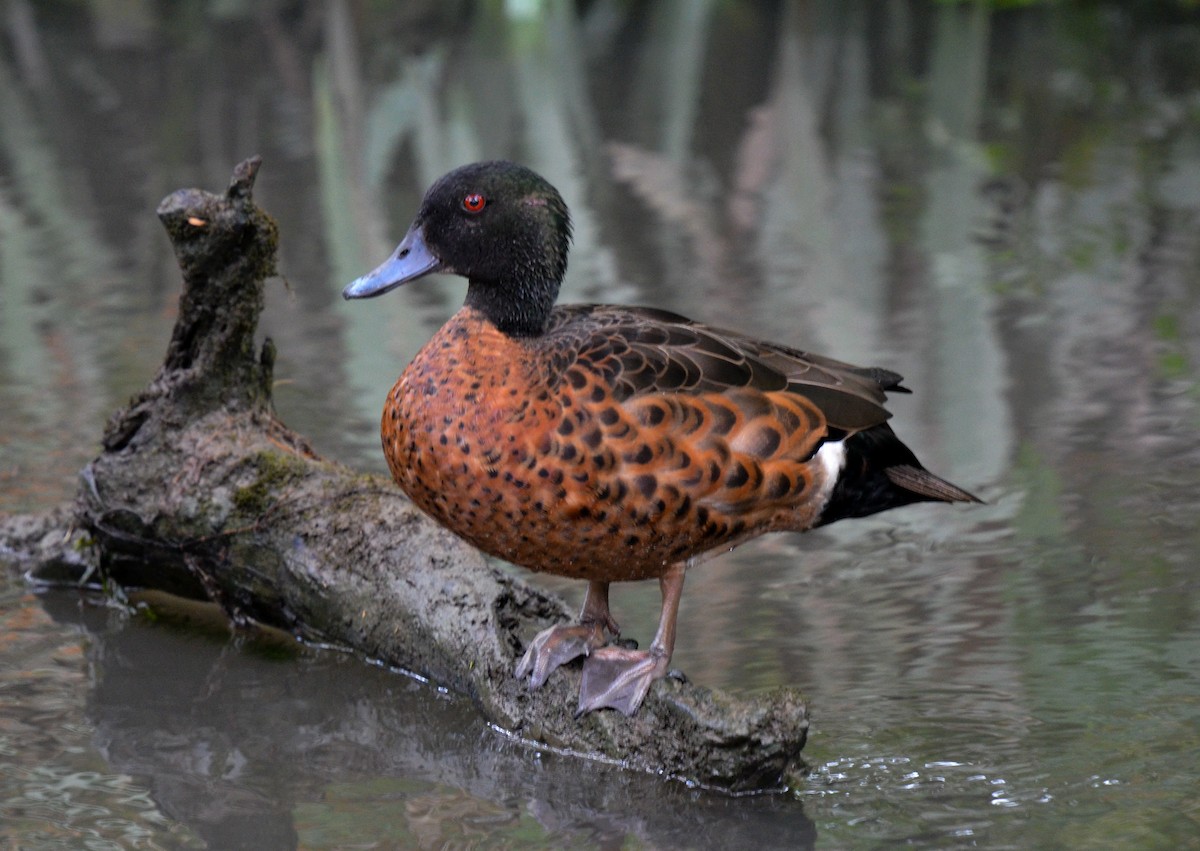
[2,1,1199,848]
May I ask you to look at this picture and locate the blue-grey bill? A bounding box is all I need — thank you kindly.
[342,225,443,299]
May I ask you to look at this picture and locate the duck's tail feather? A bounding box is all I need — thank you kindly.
[885,465,982,504]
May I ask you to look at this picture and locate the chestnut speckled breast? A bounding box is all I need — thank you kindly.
[383,306,841,583]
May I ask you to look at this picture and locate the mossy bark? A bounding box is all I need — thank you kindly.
[0,158,808,792]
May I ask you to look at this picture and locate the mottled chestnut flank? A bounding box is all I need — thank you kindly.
[386,307,846,582]
[344,160,980,716]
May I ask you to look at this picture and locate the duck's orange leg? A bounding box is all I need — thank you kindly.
[577,562,686,716]
[516,580,618,689]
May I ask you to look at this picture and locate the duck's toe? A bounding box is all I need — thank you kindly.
[576,646,670,716]
[515,622,607,689]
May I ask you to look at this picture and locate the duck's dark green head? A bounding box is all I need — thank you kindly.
[343,160,572,337]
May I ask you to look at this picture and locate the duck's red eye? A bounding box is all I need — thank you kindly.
[462,193,486,213]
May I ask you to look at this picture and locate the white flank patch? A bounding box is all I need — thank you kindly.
[815,440,846,500]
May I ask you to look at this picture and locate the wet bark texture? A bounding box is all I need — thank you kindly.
[0,159,808,792]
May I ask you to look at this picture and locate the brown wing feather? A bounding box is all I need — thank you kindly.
[542,304,899,437]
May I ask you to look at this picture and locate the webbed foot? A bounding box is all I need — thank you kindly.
[577,646,670,716]
[515,622,606,689]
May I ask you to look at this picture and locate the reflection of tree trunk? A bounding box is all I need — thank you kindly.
[920,3,1009,487]
[0,159,807,792]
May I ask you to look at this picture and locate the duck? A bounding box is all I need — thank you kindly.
[343,160,980,716]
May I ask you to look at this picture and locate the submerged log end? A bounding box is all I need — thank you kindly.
[650,682,808,791]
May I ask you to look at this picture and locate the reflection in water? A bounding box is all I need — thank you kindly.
[2,1,1200,848]
[0,577,203,848]
[23,586,815,850]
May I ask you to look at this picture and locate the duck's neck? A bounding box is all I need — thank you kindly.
[464,276,559,338]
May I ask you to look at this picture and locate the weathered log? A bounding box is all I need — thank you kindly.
[0,158,808,792]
